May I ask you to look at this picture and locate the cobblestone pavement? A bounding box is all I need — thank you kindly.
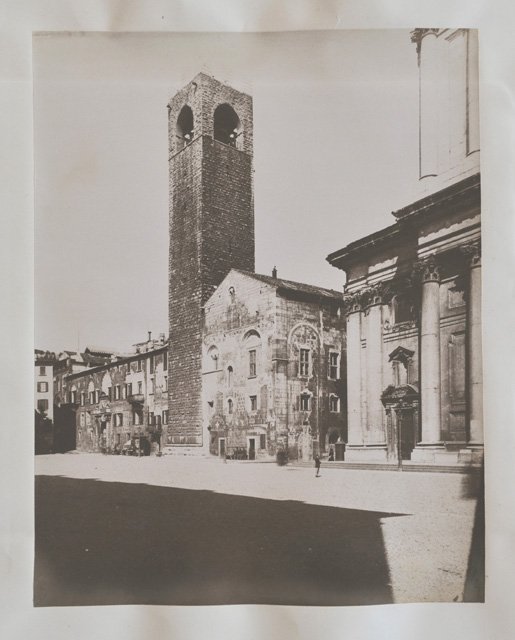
[35,453,482,605]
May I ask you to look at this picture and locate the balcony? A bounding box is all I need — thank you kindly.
[128,393,144,405]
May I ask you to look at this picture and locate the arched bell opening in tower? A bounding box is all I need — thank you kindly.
[176,105,194,150]
[213,103,242,148]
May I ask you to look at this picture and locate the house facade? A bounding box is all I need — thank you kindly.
[70,336,169,454]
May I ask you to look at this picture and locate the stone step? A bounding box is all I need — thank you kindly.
[290,460,481,474]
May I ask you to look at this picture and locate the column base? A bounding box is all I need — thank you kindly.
[410,444,458,464]
[344,444,388,463]
[457,444,484,465]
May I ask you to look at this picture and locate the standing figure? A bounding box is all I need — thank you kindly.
[314,455,321,477]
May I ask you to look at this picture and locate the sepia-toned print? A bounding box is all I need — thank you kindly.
[34,29,483,606]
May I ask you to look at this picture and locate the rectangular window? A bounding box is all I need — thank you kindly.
[300,394,310,411]
[37,381,48,393]
[122,384,127,400]
[260,434,266,450]
[89,391,95,404]
[156,415,162,428]
[163,410,169,425]
[137,381,143,394]
[39,366,46,375]
[37,399,49,413]
[329,395,340,413]
[249,350,256,377]
[249,395,257,412]
[163,351,168,371]
[115,385,121,400]
[149,412,154,426]
[149,356,154,374]
[126,383,132,397]
[116,413,123,427]
[126,362,131,375]
[137,359,142,372]
[80,392,85,406]
[329,352,339,380]
[150,379,155,395]
[299,349,310,377]
[70,390,77,404]
[95,390,100,404]
[108,387,112,401]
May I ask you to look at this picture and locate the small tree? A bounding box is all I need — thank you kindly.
[35,410,54,455]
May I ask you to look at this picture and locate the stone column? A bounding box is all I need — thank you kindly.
[466,243,483,444]
[346,300,363,447]
[419,260,442,445]
[365,290,384,444]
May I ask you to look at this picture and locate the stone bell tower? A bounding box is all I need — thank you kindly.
[166,73,255,450]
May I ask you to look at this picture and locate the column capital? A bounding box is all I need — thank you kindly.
[410,28,441,57]
[343,291,363,314]
[413,257,441,284]
[461,240,481,268]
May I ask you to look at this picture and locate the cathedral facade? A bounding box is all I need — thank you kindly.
[327,29,481,465]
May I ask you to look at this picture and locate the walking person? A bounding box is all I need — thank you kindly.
[314,454,321,478]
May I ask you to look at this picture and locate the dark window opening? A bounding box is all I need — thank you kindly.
[214,103,241,147]
[300,393,311,412]
[176,105,194,150]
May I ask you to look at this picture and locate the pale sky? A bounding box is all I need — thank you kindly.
[34,30,420,353]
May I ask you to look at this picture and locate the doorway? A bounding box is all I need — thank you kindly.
[219,437,226,457]
[398,409,416,461]
[248,437,256,460]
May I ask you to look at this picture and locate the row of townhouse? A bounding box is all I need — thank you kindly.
[67,335,169,454]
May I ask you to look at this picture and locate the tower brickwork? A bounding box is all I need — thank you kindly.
[166,73,255,448]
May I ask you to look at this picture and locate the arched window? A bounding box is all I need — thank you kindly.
[176,105,194,150]
[227,365,233,387]
[207,346,219,372]
[214,104,241,147]
[227,398,233,414]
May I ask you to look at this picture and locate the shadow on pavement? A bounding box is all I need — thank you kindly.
[34,475,403,607]
[463,466,485,602]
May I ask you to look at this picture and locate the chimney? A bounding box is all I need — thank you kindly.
[159,333,165,344]
[147,331,152,342]
[272,266,277,279]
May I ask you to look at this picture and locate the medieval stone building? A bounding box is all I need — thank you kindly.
[164,72,347,459]
[166,73,255,451]
[202,269,346,460]
[326,29,481,466]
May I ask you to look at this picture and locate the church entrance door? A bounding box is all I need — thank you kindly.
[398,408,416,461]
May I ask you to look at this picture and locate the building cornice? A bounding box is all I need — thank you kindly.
[326,173,480,273]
